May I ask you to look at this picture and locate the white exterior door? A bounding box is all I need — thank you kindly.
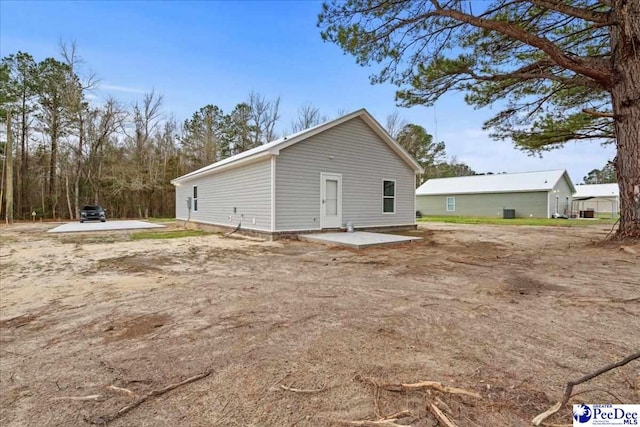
[320,173,342,228]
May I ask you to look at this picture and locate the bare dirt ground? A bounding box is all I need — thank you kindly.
[1,222,638,426]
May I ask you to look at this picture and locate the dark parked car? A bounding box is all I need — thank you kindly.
[80,205,106,223]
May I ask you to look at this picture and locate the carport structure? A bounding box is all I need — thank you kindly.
[572,184,619,218]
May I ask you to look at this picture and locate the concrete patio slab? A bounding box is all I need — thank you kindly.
[48,220,166,233]
[298,231,421,249]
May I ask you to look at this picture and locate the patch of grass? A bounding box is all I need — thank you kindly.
[417,215,617,227]
[147,217,176,223]
[595,212,619,220]
[58,234,126,244]
[130,229,211,240]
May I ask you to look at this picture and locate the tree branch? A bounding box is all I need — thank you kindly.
[528,0,610,23]
[582,108,615,118]
[429,6,612,87]
[532,351,640,426]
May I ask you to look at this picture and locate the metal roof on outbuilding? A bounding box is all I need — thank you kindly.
[573,183,619,200]
[415,169,575,196]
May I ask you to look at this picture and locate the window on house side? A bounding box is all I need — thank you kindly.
[383,180,395,213]
[193,186,198,212]
[446,196,455,212]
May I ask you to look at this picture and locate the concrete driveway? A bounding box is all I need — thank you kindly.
[47,220,166,233]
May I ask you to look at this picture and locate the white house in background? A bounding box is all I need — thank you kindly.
[171,109,423,237]
[573,183,619,214]
[415,170,576,218]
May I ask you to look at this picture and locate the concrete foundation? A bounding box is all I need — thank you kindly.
[48,220,165,233]
[298,231,421,249]
[177,220,418,241]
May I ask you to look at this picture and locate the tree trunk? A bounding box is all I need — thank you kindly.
[5,111,14,224]
[41,177,46,219]
[73,116,83,220]
[48,108,59,219]
[19,92,28,219]
[0,126,5,219]
[65,173,73,220]
[72,175,79,220]
[611,0,640,239]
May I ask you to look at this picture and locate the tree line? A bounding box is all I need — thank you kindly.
[0,48,286,221]
[583,160,616,185]
[0,47,473,222]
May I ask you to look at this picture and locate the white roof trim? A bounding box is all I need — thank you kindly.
[171,108,423,184]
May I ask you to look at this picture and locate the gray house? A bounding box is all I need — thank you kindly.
[415,170,576,218]
[171,109,423,236]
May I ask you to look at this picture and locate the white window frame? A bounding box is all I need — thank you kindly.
[446,196,455,212]
[193,185,198,212]
[382,179,396,214]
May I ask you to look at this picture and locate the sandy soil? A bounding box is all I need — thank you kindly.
[0,222,638,426]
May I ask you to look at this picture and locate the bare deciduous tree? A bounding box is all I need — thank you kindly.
[291,102,327,133]
[247,91,280,144]
[385,111,407,139]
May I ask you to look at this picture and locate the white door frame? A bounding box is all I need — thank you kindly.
[320,172,342,229]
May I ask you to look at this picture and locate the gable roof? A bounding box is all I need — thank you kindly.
[172,108,423,184]
[415,169,576,196]
[574,183,619,199]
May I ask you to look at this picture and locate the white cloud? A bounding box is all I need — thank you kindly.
[99,83,147,94]
[440,127,615,183]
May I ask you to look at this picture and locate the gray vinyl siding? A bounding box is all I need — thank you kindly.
[548,175,573,217]
[175,184,189,220]
[416,191,549,218]
[174,159,272,231]
[275,117,415,231]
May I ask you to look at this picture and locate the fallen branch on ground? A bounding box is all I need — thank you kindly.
[532,351,640,426]
[619,246,638,255]
[89,369,212,425]
[107,385,135,397]
[51,394,102,401]
[381,410,412,420]
[337,409,412,426]
[570,387,624,403]
[382,380,481,399]
[531,402,562,427]
[339,419,406,426]
[279,384,326,393]
[428,402,458,427]
[434,396,453,415]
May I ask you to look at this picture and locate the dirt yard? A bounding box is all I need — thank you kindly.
[1,222,638,426]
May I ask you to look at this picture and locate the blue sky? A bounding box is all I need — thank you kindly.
[1,0,614,182]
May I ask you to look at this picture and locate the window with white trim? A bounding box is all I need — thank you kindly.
[446,196,455,212]
[383,180,395,213]
[193,186,198,212]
